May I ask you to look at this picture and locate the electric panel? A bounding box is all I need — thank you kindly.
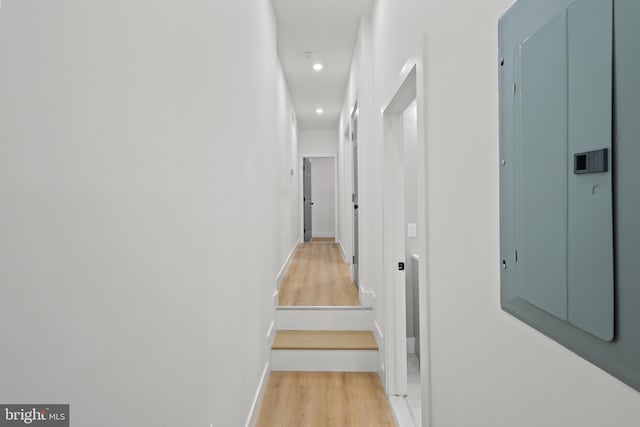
[510,0,613,340]
[500,0,640,392]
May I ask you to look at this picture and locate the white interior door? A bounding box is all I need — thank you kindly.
[303,157,313,242]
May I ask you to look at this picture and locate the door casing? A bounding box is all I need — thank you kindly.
[303,157,313,242]
[351,103,360,288]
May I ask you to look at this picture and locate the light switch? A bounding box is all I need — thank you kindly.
[407,223,417,238]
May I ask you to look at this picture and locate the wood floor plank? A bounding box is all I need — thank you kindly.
[272,330,378,350]
[279,242,360,306]
[256,372,397,427]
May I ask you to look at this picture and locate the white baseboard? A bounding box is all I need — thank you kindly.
[407,337,415,354]
[311,231,335,238]
[267,320,276,347]
[276,239,300,289]
[244,320,276,427]
[374,321,384,341]
[373,320,386,390]
[359,288,377,308]
[379,362,387,391]
[245,362,271,427]
[336,239,347,263]
[389,395,417,427]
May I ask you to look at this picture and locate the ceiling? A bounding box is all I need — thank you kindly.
[272,0,374,130]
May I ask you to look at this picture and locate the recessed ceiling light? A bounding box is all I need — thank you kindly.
[316,108,324,114]
[313,63,324,71]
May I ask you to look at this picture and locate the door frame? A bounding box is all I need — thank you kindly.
[302,157,313,242]
[299,154,339,243]
[350,102,360,288]
[382,64,415,397]
[380,39,432,425]
[381,57,433,409]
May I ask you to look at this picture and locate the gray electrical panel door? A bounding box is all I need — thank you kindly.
[565,0,614,341]
[501,0,640,394]
[509,0,613,341]
[514,11,569,321]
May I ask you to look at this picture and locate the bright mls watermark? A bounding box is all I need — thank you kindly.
[0,405,69,426]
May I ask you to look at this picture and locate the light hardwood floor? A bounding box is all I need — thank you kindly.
[279,242,360,306]
[272,330,378,350]
[256,372,397,427]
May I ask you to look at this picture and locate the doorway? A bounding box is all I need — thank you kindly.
[382,64,423,425]
[302,156,337,242]
[303,158,313,242]
[351,103,360,289]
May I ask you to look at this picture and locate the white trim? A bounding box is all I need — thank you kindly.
[273,290,279,306]
[382,58,420,117]
[389,395,417,427]
[267,320,275,339]
[300,152,337,158]
[267,320,277,349]
[374,320,384,340]
[361,288,376,299]
[382,62,418,398]
[418,33,433,427]
[337,239,348,263]
[373,321,386,392]
[311,231,335,238]
[379,362,387,391]
[244,362,271,427]
[276,239,300,289]
[359,287,376,308]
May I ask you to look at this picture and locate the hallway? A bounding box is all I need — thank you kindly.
[267,234,386,424]
[279,241,360,306]
[256,372,396,427]
[2,1,640,427]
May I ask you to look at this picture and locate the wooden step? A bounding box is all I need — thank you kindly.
[276,306,373,331]
[271,331,380,372]
[272,330,378,350]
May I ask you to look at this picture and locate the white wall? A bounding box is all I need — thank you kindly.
[309,157,336,238]
[342,0,640,425]
[337,126,352,260]
[0,1,299,426]
[339,14,386,374]
[299,129,338,155]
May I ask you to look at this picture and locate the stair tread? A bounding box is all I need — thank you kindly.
[272,330,378,350]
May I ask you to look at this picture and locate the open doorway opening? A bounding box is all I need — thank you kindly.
[303,157,313,242]
[302,156,336,242]
[383,64,423,426]
[403,100,422,425]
